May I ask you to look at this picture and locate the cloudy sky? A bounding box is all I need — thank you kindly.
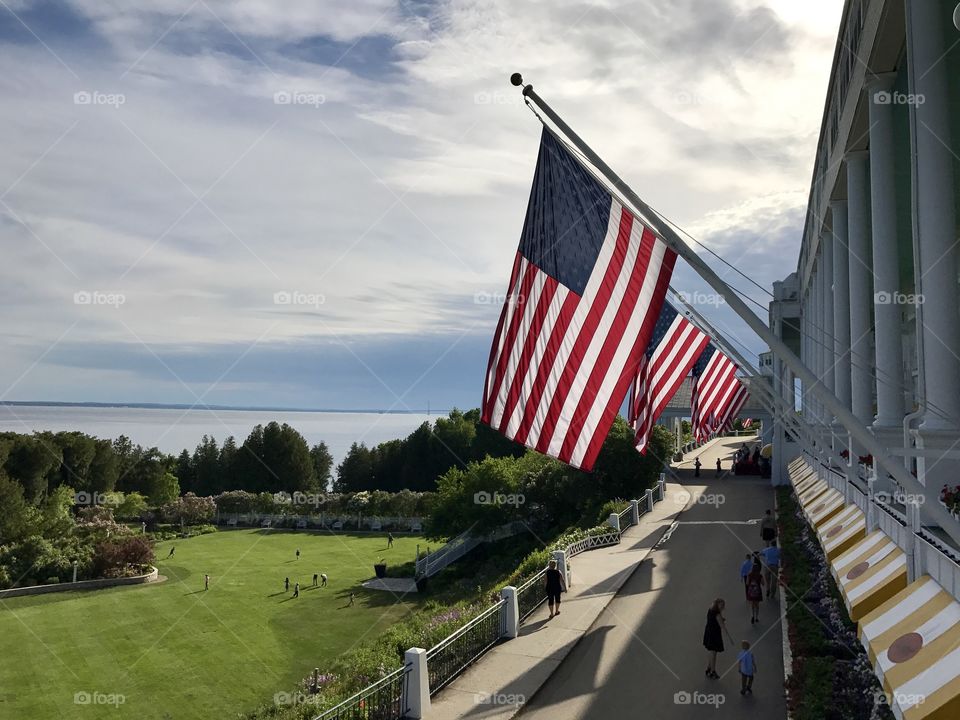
[0,0,841,413]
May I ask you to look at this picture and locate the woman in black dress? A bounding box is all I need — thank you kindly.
[545,559,567,618]
[703,598,732,679]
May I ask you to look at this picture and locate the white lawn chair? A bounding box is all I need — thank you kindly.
[226,518,238,527]
[296,519,307,529]
[332,520,343,531]
[261,519,272,528]
[370,519,382,531]
[410,521,422,533]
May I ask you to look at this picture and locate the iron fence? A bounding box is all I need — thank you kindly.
[516,569,548,621]
[312,665,409,720]
[617,505,633,530]
[426,600,505,694]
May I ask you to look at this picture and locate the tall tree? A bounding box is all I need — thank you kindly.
[309,441,333,490]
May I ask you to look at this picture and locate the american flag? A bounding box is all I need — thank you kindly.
[481,130,677,470]
[629,301,709,453]
[718,386,750,432]
[742,417,753,429]
[690,344,744,441]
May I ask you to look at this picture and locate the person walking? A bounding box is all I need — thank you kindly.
[739,554,753,587]
[762,542,781,598]
[320,573,327,587]
[703,598,733,679]
[293,582,300,598]
[545,559,567,618]
[716,458,722,477]
[167,546,175,558]
[760,509,777,544]
[204,574,209,591]
[284,577,290,592]
[387,532,394,549]
[295,548,301,560]
[348,592,355,607]
[694,458,702,477]
[738,640,757,695]
[313,573,318,587]
[745,561,765,624]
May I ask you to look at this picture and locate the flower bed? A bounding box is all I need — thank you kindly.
[777,487,894,720]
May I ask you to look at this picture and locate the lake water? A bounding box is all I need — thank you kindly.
[0,405,437,465]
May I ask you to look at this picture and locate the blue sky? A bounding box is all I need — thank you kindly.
[0,0,840,411]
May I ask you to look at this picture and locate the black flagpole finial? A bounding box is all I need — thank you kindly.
[510,73,524,87]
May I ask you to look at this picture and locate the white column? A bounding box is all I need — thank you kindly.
[845,152,875,431]
[907,0,960,430]
[831,201,852,411]
[866,74,906,429]
[821,234,835,404]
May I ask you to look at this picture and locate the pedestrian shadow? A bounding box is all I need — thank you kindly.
[267,591,286,597]
[183,590,206,596]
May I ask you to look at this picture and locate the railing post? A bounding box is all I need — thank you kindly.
[552,550,568,588]
[630,499,640,525]
[658,475,665,501]
[500,586,519,639]
[608,512,620,532]
[404,647,430,719]
[645,488,654,513]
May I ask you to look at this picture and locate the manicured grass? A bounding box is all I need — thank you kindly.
[0,529,426,720]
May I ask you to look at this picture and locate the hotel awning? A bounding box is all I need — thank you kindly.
[817,503,866,560]
[798,480,831,509]
[859,575,960,720]
[794,472,821,496]
[832,530,909,621]
[806,488,845,527]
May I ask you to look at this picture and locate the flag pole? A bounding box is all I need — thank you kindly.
[511,73,960,546]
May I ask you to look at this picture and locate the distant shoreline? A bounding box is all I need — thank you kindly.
[0,401,440,415]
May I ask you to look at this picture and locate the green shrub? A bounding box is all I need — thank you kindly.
[596,499,630,525]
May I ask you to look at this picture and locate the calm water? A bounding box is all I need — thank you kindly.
[0,405,437,465]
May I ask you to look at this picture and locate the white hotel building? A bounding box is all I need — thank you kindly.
[762,7,960,715]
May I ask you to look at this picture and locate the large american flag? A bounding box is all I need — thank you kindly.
[690,344,745,440]
[481,130,677,470]
[629,301,709,453]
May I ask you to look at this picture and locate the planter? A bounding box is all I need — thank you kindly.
[373,563,387,579]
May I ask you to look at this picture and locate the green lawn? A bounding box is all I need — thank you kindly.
[0,529,427,720]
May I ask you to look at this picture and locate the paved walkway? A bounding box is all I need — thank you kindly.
[429,436,783,720]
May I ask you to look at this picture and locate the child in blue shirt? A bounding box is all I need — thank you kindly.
[738,640,756,695]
